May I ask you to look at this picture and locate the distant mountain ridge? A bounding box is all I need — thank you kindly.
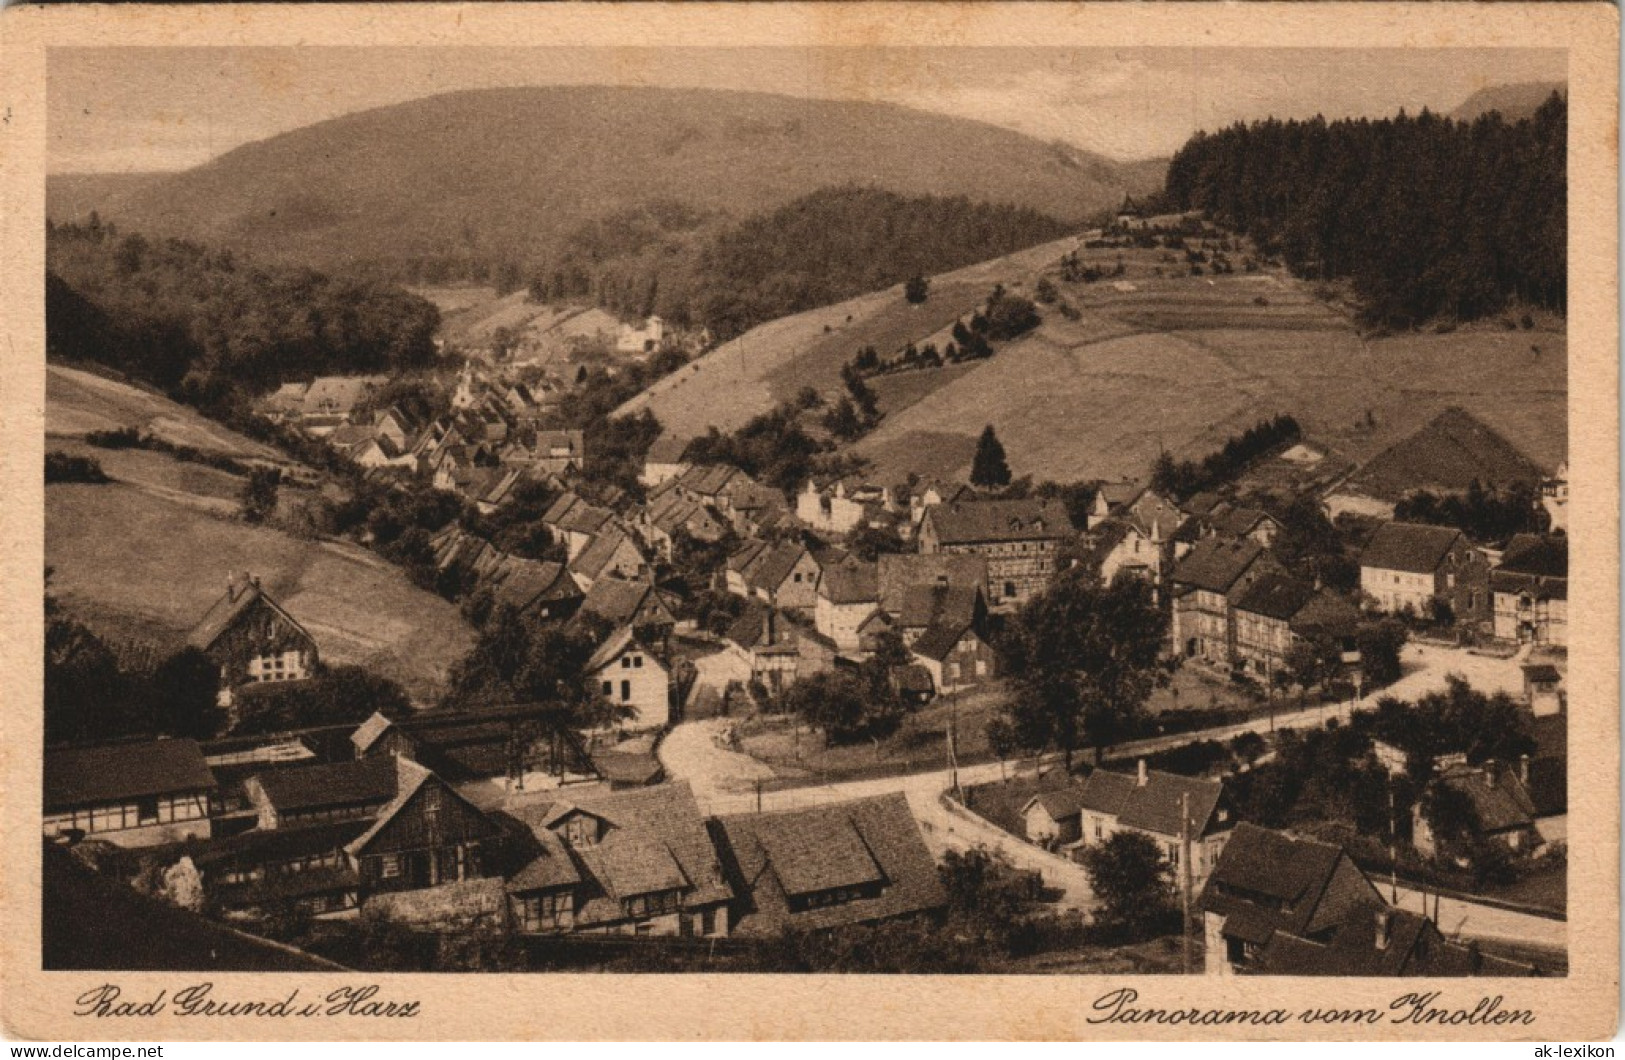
[1449,81,1566,123]
[45,86,1166,274]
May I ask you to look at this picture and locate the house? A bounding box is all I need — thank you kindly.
[1230,574,1360,681]
[640,435,692,489]
[1541,460,1568,533]
[192,818,368,919]
[568,529,647,592]
[1199,822,1387,976]
[1413,762,1541,861]
[1525,709,1567,843]
[900,583,995,694]
[299,375,385,425]
[725,540,822,615]
[351,435,415,471]
[711,793,947,936]
[44,739,217,847]
[1169,537,1284,666]
[1491,533,1568,645]
[615,315,665,356]
[1522,646,1567,717]
[585,625,672,731]
[187,572,320,706]
[640,486,728,559]
[347,758,507,894]
[875,553,987,619]
[797,479,877,535]
[724,600,835,695]
[1255,903,1536,976]
[242,755,401,831]
[487,558,584,622]
[815,556,879,652]
[578,576,678,644]
[918,497,1074,609]
[1204,505,1282,548]
[1087,481,1148,530]
[541,493,617,560]
[1070,761,1233,890]
[260,381,311,424]
[1359,522,1490,624]
[1083,516,1171,593]
[533,430,586,476]
[506,781,733,938]
[1020,787,1092,847]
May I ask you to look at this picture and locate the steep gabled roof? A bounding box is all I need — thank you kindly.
[713,792,946,936]
[923,498,1073,545]
[1359,521,1464,574]
[253,755,399,816]
[819,557,879,605]
[1497,534,1568,579]
[876,553,987,616]
[1233,573,1319,622]
[570,529,641,582]
[1433,763,1538,835]
[1200,823,1370,941]
[45,739,216,812]
[1169,536,1267,594]
[186,578,313,653]
[1207,505,1276,539]
[508,781,732,917]
[350,711,397,756]
[585,625,666,675]
[645,435,693,465]
[1021,786,1092,821]
[580,576,672,628]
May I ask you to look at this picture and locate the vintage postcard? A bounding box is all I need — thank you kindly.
[0,1,1617,1043]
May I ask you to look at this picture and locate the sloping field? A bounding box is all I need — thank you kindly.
[854,258,1566,484]
[46,483,475,702]
[47,364,286,462]
[617,235,1082,439]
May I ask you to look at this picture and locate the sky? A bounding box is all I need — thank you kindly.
[48,46,1567,173]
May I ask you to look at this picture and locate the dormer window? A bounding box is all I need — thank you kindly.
[559,816,599,846]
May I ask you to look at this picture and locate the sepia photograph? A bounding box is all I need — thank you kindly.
[1,2,1617,1043]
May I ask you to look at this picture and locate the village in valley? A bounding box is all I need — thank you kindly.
[41,63,1570,978]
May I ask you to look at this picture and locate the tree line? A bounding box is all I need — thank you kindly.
[1164,95,1566,326]
[520,187,1071,343]
[46,218,440,397]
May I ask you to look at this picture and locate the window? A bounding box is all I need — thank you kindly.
[380,855,401,879]
[560,816,597,846]
[602,680,613,697]
[520,891,572,931]
[702,907,719,936]
[621,679,632,702]
[622,656,632,669]
[625,889,680,919]
[136,798,159,825]
[632,655,643,669]
[1004,581,1017,599]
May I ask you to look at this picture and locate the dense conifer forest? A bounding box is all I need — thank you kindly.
[1163,94,1566,327]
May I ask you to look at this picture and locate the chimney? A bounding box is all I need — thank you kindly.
[1519,754,1531,785]
[1136,759,1148,787]
[226,571,243,602]
[1374,909,1392,951]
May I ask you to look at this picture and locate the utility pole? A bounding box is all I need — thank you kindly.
[1387,781,1399,903]
[755,777,762,814]
[947,691,962,802]
[1180,791,1193,975]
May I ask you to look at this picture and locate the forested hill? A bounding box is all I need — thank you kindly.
[1164,94,1565,327]
[46,219,438,400]
[49,86,1163,281]
[557,187,1074,341]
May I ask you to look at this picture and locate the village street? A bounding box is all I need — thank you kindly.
[660,640,1544,931]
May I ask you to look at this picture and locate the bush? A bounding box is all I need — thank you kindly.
[45,451,108,484]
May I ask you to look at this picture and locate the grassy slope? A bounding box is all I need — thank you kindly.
[49,86,1161,270]
[45,367,474,701]
[851,247,1566,485]
[617,235,1079,439]
[623,233,1564,488]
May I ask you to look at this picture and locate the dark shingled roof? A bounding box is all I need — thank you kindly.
[508,782,732,923]
[876,553,987,615]
[1200,823,1372,941]
[580,575,670,627]
[819,557,879,605]
[1233,573,1318,622]
[186,580,311,653]
[713,793,946,936]
[1289,591,1363,640]
[924,498,1072,545]
[1359,521,1464,575]
[1170,536,1267,594]
[251,755,399,815]
[1433,764,1538,835]
[1257,902,1540,977]
[1496,534,1568,579]
[1079,767,1226,838]
[912,617,980,663]
[45,739,216,812]
[1207,506,1276,540]
[1023,787,1091,821]
[645,435,692,465]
